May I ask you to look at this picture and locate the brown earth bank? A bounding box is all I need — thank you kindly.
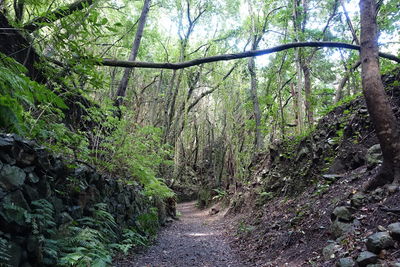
[222,70,400,266]
[114,201,245,267]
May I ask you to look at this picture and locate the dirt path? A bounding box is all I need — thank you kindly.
[115,201,244,267]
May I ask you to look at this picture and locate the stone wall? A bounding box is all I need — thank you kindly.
[0,133,172,266]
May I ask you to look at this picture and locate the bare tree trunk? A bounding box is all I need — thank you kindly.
[303,64,313,125]
[360,0,400,190]
[294,49,304,133]
[334,60,361,103]
[115,0,151,106]
[290,82,300,130]
[248,56,263,150]
[334,1,360,103]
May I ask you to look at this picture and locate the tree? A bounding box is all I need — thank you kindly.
[115,0,151,106]
[359,0,400,190]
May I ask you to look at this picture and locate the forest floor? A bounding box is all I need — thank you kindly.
[114,201,244,267]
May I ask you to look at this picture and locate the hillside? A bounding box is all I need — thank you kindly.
[225,69,400,266]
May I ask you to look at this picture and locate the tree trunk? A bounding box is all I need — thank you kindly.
[248,56,263,150]
[360,0,400,190]
[303,64,313,126]
[115,0,151,106]
[334,60,361,103]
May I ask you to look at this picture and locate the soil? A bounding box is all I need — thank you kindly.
[115,201,245,267]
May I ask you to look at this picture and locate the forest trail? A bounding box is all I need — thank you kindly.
[115,201,244,267]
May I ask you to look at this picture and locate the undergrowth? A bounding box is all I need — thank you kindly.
[0,53,174,199]
[0,199,156,266]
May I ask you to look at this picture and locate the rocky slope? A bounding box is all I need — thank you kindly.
[226,69,400,266]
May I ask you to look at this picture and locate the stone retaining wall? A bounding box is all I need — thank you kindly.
[0,133,170,266]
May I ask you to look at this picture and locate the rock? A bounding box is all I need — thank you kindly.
[210,208,220,215]
[331,206,353,222]
[58,212,73,225]
[0,153,16,165]
[366,232,394,254]
[336,257,355,267]
[27,172,39,183]
[366,144,383,167]
[165,216,174,223]
[23,184,39,202]
[323,243,340,260]
[68,206,83,219]
[4,190,30,211]
[0,164,26,190]
[365,264,384,267]
[0,136,13,147]
[329,159,346,173]
[356,251,378,267]
[387,222,400,241]
[387,185,399,193]
[350,193,366,208]
[331,220,354,238]
[17,150,36,166]
[0,187,5,199]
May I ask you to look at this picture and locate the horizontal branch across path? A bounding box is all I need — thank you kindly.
[100,42,400,70]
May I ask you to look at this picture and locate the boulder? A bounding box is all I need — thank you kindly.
[356,251,378,267]
[388,222,400,241]
[0,164,26,190]
[366,232,394,254]
[323,243,340,260]
[331,206,353,222]
[350,193,366,208]
[336,257,355,267]
[0,153,16,165]
[331,220,354,238]
[27,172,40,183]
[23,184,39,202]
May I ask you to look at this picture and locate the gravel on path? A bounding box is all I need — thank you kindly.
[115,201,245,267]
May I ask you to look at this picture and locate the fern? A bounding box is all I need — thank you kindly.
[59,227,112,267]
[110,228,148,255]
[0,53,67,134]
[30,199,60,265]
[0,236,11,267]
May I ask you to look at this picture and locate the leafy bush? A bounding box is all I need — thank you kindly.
[0,53,66,134]
[86,112,175,199]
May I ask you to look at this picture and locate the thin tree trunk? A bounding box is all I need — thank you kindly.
[334,60,361,103]
[303,64,313,125]
[248,56,263,150]
[115,0,151,106]
[360,0,400,190]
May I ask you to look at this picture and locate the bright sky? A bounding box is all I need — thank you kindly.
[155,0,399,67]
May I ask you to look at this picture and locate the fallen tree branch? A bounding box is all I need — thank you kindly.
[99,41,400,70]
